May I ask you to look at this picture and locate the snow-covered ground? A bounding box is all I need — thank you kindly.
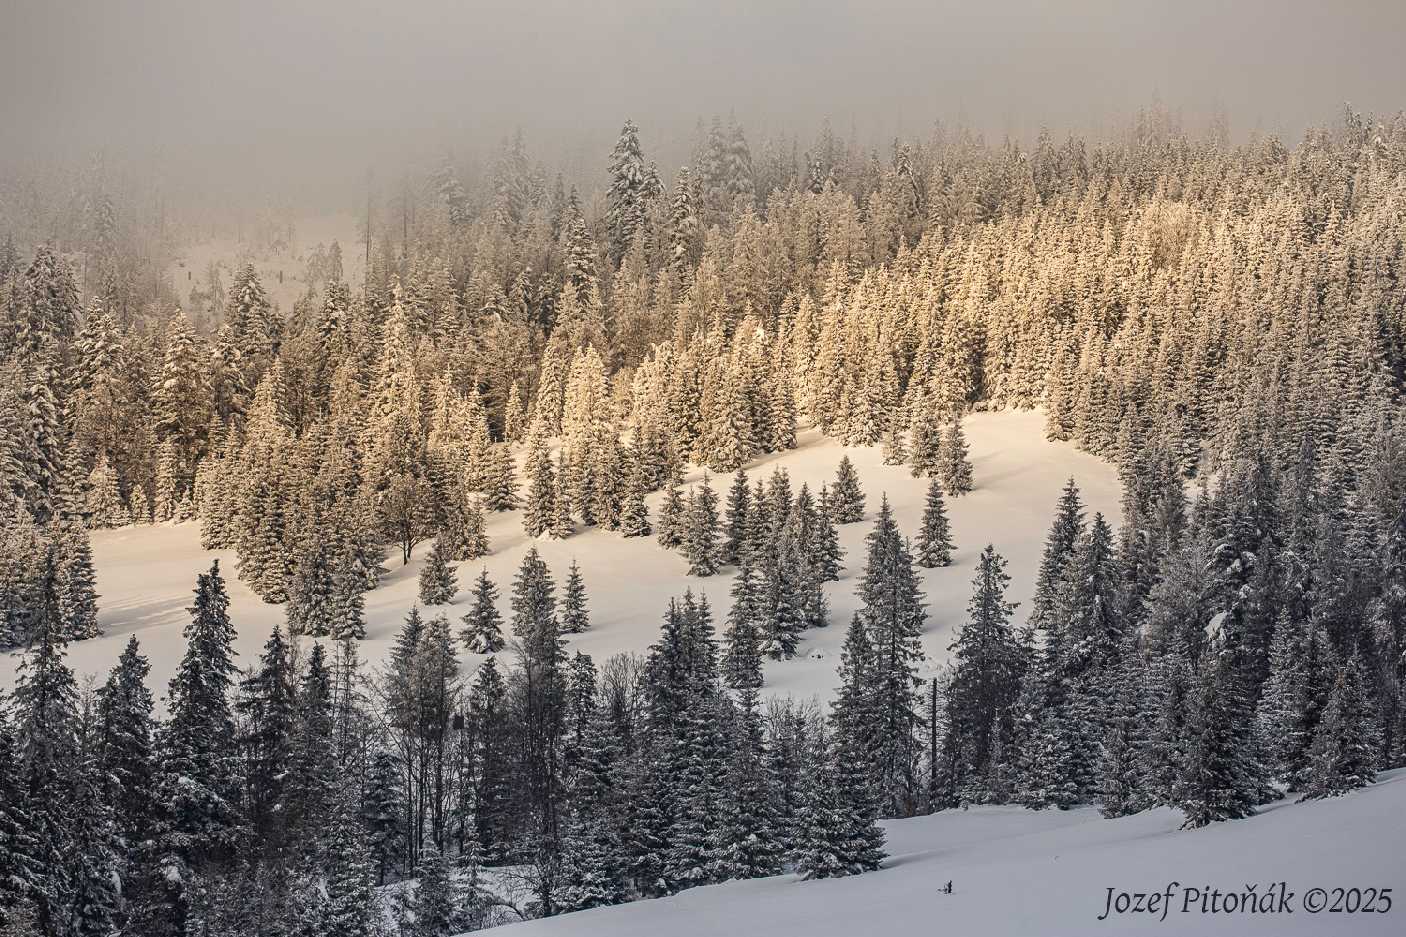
[168,212,364,316]
[1,409,1121,706]
[479,770,1406,937]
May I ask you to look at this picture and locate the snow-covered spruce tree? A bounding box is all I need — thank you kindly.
[1300,651,1381,800]
[561,559,591,634]
[1254,612,1321,789]
[831,455,866,523]
[152,561,243,929]
[94,636,156,861]
[795,730,885,879]
[285,537,338,636]
[550,452,577,539]
[522,430,555,538]
[461,495,490,559]
[54,521,100,640]
[237,624,295,857]
[722,468,750,566]
[10,554,81,932]
[683,474,721,576]
[410,843,463,937]
[606,119,649,265]
[814,484,844,581]
[618,446,652,537]
[938,416,974,496]
[1098,648,1151,818]
[330,552,369,641]
[481,444,519,512]
[656,475,685,549]
[855,496,926,814]
[418,538,458,605]
[1175,648,1263,828]
[907,393,943,479]
[944,545,1022,804]
[914,478,954,568]
[460,569,505,653]
[1027,478,1085,639]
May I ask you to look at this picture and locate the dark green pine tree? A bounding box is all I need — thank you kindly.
[1300,651,1381,800]
[722,558,764,693]
[236,624,296,858]
[938,417,974,495]
[1027,478,1085,639]
[286,643,337,853]
[656,476,685,549]
[0,707,42,928]
[944,545,1023,804]
[558,672,628,911]
[914,478,955,568]
[1098,647,1150,818]
[1175,648,1263,827]
[561,560,590,634]
[1139,638,1195,806]
[95,636,156,864]
[321,778,377,937]
[410,843,462,937]
[714,665,783,881]
[795,730,885,878]
[683,474,721,576]
[618,447,652,538]
[459,569,505,653]
[468,657,512,863]
[154,561,243,928]
[510,548,567,909]
[722,468,751,565]
[362,745,405,885]
[1254,612,1321,789]
[853,497,927,814]
[10,554,80,935]
[830,613,880,792]
[67,688,122,937]
[831,455,866,523]
[806,484,840,582]
[418,538,458,605]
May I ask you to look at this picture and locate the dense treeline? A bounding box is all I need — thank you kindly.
[2,103,1405,933]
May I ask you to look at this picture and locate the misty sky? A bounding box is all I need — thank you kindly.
[4,1,1405,197]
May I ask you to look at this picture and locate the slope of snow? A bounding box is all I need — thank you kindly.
[167,212,365,315]
[478,770,1406,937]
[0,410,1121,706]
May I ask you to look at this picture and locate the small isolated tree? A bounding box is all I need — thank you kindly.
[460,569,505,653]
[831,455,865,523]
[418,539,458,605]
[938,417,973,496]
[656,476,685,549]
[561,560,590,633]
[914,478,954,568]
[683,474,721,576]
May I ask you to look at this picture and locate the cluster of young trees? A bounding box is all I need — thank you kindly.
[922,472,1404,827]
[0,545,889,936]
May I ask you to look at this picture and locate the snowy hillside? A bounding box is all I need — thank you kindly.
[0,409,1120,705]
[481,770,1406,937]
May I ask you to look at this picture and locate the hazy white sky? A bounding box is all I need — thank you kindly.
[3,1,1404,194]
